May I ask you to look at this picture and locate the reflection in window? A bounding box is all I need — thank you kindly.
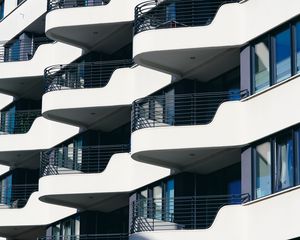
[296,22,300,73]
[153,185,162,220]
[254,38,270,93]
[275,133,294,191]
[275,28,292,82]
[138,190,148,218]
[165,179,174,222]
[255,142,272,198]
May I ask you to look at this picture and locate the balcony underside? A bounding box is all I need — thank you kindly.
[39,153,171,209]
[0,225,45,240]
[132,75,300,169]
[133,0,300,75]
[0,150,40,169]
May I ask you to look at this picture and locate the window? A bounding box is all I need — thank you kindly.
[165,179,174,221]
[274,28,292,82]
[138,189,148,218]
[253,38,270,93]
[0,0,4,20]
[296,22,300,73]
[254,141,272,198]
[153,185,163,220]
[275,133,294,191]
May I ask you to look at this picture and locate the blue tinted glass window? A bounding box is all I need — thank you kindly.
[0,0,4,20]
[275,28,291,82]
[296,22,300,73]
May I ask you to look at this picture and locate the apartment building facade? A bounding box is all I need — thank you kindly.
[0,0,299,239]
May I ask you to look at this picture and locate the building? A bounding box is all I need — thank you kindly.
[0,0,299,239]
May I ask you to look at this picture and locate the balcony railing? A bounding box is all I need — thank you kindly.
[130,193,250,233]
[40,144,130,177]
[134,0,240,34]
[0,109,41,134]
[44,60,134,93]
[48,0,111,11]
[131,90,248,132]
[39,233,128,240]
[0,184,38,209]
[0,37,53,62]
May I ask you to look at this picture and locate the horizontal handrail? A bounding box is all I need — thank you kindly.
[40,144,130,177]
[0,109,41,134]
[131,90,249,132]
[44,59,134,93]
[0,184,38,209]
[131,193,250,233]
[38,233,128,240]
[48,0,111,11]
[0,37,53,63]
[134,0,240,34]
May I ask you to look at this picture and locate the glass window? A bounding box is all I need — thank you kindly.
[274,28,292,82]
[255,141,272,198]
[165,179,174,222]
[153,185,162,220]
[0,0,4,20]
[253,38,270,93]
[296,22,300,73]
[138,189,148,218]
[275,133,294,191]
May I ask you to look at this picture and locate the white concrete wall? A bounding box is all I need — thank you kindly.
[0,42,82,80]
[0,0,47,43]
[0,94,13,110]
[39,153,170,197]
[0,117,80,152]
[0,192,76,227]
[131,74,300,155]
[46,0,146,34]
[3,0,18,17]
[42,65,172,115]
[133,0,300,60]
[130,186,300,240]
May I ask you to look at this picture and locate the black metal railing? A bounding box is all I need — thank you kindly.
[0,37,53,62]
[0,109,41,134]
[131,90,248,132]
[48,0,111,11]
[40,144,130,177]
[134,0,240,34]
[131,193,250,233]
[39,233,128,240]
[0,184,38,209]
[44,60,134,93]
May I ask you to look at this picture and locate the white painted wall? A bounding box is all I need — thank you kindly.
[0,192,76,227]
[133,0,300,61]
[0,93,13,110]
[0,0,47,43]
[42,65,172,115]
[3,0,18,17]
[130,186,300,240]
[39,153,170,198]
[0,42,82,80]
[131,74,300,156]
[0,117,80,152]
[46,0,146,34]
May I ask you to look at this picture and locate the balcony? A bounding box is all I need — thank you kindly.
[0,184,38,209]
[0,41,82,99]
[42,63,171,131]
[133,0,300,75]
[130,193,249,233]
[40,144,130,176]
[39,233,128,240]
[39,153,171,211]
[0,109,41,135]
[45,0,145,51]
[131,75,300,170]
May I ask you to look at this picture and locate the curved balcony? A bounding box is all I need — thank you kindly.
[45,0,144,51]
[39,153,171,211]
[42,64,172,131]
[0,0,48,42]
[39,233,128,240]
[131,187,300,240]
[0,109,41,135]
[131,193,249,233]
[0,94,14,110]
[40,144,130,176]
[44,60,133,92]
[133,0,300,75]
[0,117,80,168]
[0,190,76,240]
[131,75,300,170]
[0,41,82,98]
[134,0,239,34]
